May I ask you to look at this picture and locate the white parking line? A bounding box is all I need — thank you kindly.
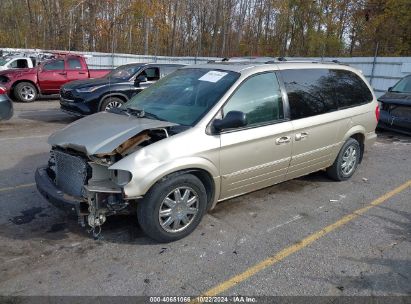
[0,134,49,141]
[0,182,35,192]
[267,214,303,232]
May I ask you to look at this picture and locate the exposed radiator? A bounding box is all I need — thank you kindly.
[53,150,89,197]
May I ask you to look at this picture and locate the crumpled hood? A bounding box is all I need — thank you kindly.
[48,111,177,155]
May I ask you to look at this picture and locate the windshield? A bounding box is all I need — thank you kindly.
[106,64,143,80]
[125,68,240,126]
[391,75,411,93]
[0,58,10,66]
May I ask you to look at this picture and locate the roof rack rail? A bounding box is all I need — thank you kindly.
[268,58,346,65]
[206,57,347,66]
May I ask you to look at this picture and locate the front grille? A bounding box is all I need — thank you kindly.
[53,150,89,197]
[391,106,411,119]
[60,88,74,100]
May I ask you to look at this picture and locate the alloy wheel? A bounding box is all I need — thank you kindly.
[104,100,123,111]
[341,145,357,176]
[20,86,35,101]
[158,186,199,233]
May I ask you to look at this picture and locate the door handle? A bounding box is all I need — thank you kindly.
[275,136,291,145]
[58,72,67,75]
[78,71,86,74]
[295,132,309,141]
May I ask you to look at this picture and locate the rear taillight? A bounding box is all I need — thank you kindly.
[375,105,380,122]
[0,87,7,95]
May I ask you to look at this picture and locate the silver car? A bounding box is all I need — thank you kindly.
[35,62,378,242]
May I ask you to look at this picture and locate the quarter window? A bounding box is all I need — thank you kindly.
[223,72,284,126]
[331,69,373,108]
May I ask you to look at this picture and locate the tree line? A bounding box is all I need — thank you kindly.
[0,0,410,57]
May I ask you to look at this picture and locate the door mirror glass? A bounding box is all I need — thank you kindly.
[212,111,247,132]
[388,87,393,92]
[134,75,148,86]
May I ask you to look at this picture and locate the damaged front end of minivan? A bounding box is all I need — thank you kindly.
[35,111,177,237]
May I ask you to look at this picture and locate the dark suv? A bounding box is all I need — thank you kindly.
[60,63,184,116]
[378,74,411,135]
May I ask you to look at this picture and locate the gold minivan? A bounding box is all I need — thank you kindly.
[35,62,379,242]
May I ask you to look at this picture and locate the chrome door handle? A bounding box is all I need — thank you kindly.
[275,136,291,144]
[295,132,309,141]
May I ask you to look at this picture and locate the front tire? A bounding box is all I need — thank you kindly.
[137,173,207,242]
[100,97,124,112]
[15,82,37,102]
[326,138,361,181]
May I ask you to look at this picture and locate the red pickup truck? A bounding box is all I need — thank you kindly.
[0,55,110,102]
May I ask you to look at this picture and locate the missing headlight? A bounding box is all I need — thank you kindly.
[112,169,132,186]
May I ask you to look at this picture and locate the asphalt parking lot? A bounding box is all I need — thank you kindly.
[0,100,410,297]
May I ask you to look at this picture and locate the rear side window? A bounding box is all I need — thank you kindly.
[281,68,373,120]
[281,69,338,120]
[43,60,64,71]
[67,58,82,70]
[223,72,284,126]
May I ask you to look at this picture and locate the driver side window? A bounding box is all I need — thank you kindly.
[142,67,160,81]
[223,72,284,126]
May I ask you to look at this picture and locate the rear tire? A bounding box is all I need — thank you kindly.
[137,173,207,243]
[15,82,37,102]
[100,97,124,112]
[326,138,361,181]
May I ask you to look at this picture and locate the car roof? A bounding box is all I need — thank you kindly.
[117,62,186,68]
[182,61,362,76]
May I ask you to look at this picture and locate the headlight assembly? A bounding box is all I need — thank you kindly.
[76,85,105,93]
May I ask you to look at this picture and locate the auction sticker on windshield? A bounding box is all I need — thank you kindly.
[199,71,228,83]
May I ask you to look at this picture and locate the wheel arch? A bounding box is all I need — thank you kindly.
[343,126,365,163]
[171,168,216,211]
[117,157,220,211]
[11,80,40,99]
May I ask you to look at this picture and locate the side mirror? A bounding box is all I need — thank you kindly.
[212,111,247,132]
[134,75,147,86]
[388,87,393,92]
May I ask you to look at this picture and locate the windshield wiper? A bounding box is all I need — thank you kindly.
[126,107,166,121]
[107,107,130,116]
